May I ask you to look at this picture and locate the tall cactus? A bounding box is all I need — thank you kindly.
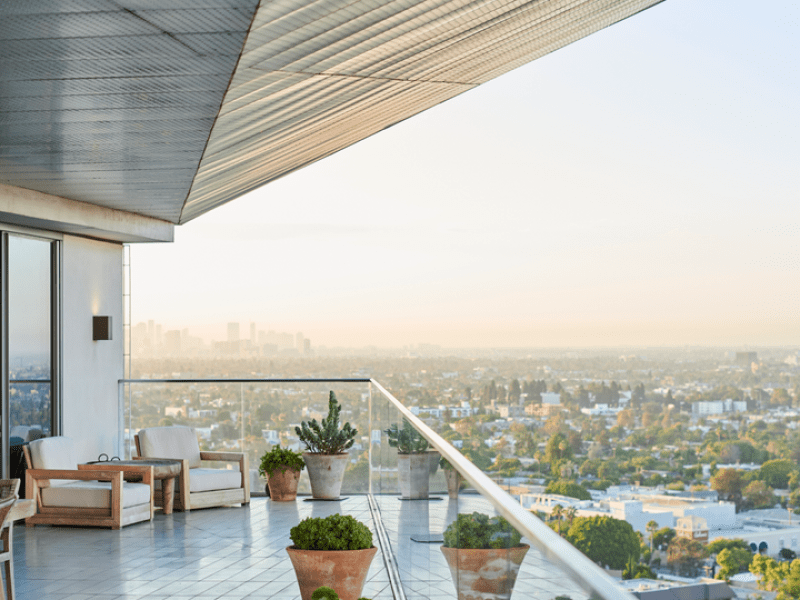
[295,391,357,454]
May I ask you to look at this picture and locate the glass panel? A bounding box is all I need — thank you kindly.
[119,378,629,600]
[124,380,372,497]
[8,235,53,436]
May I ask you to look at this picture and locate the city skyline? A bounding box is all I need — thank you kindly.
[129,0,800,349]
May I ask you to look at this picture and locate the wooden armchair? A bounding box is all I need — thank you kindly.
[0,479,19,600]
[23,437,154,529]
[135,426,249,511]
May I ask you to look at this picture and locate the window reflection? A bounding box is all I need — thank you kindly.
[8,235,53,435]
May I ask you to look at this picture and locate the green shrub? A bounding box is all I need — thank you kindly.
[290,513,373,551]
[258,446,305,478]
[385,420,428,454]
[442,512,522,549]
[296,391,357,455]
[310,588,371,600]
[311,587,338,600]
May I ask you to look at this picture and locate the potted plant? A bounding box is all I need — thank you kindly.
[286,513,377,600]
[259,445,305,501]
[385,420,430,499]
[440,512,529,600]
[296,391,357,499]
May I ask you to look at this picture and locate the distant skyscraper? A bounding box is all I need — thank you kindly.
[227,322,240,354]
[296,332,304,353]
[164,330,181,356]
[250,322,256,345]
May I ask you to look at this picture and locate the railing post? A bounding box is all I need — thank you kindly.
[368,381,373,496]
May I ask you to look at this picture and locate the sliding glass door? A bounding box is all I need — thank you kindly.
[1,231,60,478]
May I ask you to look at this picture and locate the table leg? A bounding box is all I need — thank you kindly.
[162,477,176,515]
[2,523,14,600]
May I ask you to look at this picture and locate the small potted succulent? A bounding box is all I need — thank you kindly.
[286,513,377,600]
[258,445,305,501]
[385,419,430,499]
[440,512,529,600]
[296,391,357,499]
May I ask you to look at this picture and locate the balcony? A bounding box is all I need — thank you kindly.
[10,379,634,600]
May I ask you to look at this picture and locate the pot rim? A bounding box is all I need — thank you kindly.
[441,543,530,550]
[286,545,377,552]
[302,452,349,457]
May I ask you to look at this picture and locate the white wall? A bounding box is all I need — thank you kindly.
[680,502,737,530]
[61,235,123,462]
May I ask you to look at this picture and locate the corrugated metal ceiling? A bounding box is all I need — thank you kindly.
[0,0,663,226]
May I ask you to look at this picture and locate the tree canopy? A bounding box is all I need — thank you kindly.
[545,480,591,501]
[758,459,798,489]
[564,516,639,570]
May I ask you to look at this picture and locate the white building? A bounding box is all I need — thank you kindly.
[541,392,561,405]
[692,399,748,416]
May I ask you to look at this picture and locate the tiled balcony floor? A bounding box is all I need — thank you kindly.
[13,495,590,600]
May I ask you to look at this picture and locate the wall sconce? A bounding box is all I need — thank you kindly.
[93,316,112,341]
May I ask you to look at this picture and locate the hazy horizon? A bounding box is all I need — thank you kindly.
[130,0,800,350]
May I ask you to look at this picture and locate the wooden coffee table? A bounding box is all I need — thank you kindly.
[88,459,182,514]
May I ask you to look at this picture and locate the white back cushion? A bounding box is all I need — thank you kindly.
[138,426,201,468]
[28,437,78,471]
[28,437,78,487]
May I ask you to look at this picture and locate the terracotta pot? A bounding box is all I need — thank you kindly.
[398,453,429,499]
[444,468,462,499]
[286,546,377,600]
[304,453,348,499]
[440,544,530,600]
[267,468,301,501]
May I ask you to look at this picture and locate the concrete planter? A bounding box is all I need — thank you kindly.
[398,453,429,499]
[304,453,348,499]
[444,468,462,499]
[286,546,377,600]
[440,544,529,600]
[266,468,301,501]
[426,450,440,476]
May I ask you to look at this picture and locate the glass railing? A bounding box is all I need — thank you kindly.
[119,378,636,600]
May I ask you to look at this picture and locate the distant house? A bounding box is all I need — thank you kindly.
[676,515,709,543]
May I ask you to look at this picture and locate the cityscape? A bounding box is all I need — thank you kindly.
[125,341,800,595]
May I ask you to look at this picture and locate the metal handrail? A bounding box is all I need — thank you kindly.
[120,377,636,600]
[369,379,636,600]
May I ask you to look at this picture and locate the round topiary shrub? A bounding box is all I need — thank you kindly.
[311,587,339,600]
[442,512,523,549]
[290,513,373,551]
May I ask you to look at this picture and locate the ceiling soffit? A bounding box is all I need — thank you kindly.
[0,1,260,224]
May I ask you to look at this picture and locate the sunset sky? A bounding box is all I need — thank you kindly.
[130,0,800,349]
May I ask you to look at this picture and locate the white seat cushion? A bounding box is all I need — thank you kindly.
[41,481,150,509]
[189,468,242,493]
[138,427,202,468]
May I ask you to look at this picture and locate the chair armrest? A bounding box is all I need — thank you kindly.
[200,451,245,462]
[79,464,154,486]
[27,469,125,483]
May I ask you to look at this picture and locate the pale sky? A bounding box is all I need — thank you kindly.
[130,0,800,349]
